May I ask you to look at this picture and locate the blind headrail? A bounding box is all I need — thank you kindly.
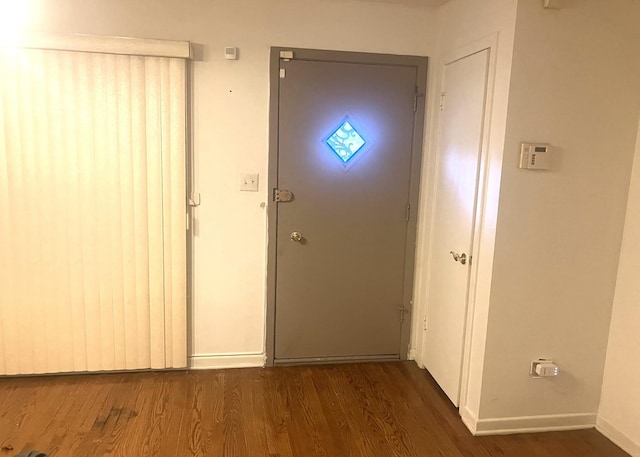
[1,32,191,59]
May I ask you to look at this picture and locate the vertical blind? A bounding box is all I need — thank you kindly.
[0,42,187,375]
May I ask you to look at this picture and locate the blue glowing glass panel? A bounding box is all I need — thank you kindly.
[325,120,366,163]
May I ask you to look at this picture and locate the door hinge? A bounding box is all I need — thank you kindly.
[406,203,411,222]
[188,192,201,207]
[279,68,286,79]
[273,188,294,202]
[186,192,200,232]
[397,306,409,323]
[423,315,427,331]
[440,92,446,111]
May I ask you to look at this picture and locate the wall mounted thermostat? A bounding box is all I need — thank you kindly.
[520,142,552,170]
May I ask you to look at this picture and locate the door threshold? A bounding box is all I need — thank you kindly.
[274,354,400,366]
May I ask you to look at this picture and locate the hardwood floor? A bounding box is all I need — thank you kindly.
[0,362,629,457]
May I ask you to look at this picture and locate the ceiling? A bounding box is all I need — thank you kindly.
[359,0,450,6]
[320,0,451,8]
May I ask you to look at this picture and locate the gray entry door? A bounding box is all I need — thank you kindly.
[273,50,424,363]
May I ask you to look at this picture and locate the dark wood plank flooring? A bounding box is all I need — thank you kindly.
[0,362,629,457]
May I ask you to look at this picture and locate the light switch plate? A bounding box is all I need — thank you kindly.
[240,173,259,191]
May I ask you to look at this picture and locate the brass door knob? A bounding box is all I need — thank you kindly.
[290,231,302,242]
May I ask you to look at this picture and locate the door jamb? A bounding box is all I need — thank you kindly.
[265,47,429,367]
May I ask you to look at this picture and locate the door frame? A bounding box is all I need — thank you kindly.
[414,34,499,409]
[265,47,428,366]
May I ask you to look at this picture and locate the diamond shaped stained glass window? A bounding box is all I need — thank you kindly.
[325,120,366,164]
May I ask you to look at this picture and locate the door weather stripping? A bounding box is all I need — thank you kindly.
[279,50,294,60]
[273,188,294,202]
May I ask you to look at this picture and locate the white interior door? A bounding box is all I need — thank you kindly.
[422,49,489,406]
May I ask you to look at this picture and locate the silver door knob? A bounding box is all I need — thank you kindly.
[449,251,468,265]
[459,253,467,265]
[290,231,302,242]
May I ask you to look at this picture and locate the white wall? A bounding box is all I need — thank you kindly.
[476,0,640,431]
[597,118,640,457]
[15,2,640,442]
[411,0,518,423]
[23,0,438,367]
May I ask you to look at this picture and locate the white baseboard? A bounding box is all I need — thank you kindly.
[188,352,266,370]
[460,406,479,434]
[461,408,596,436]
[597,415,640,457]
